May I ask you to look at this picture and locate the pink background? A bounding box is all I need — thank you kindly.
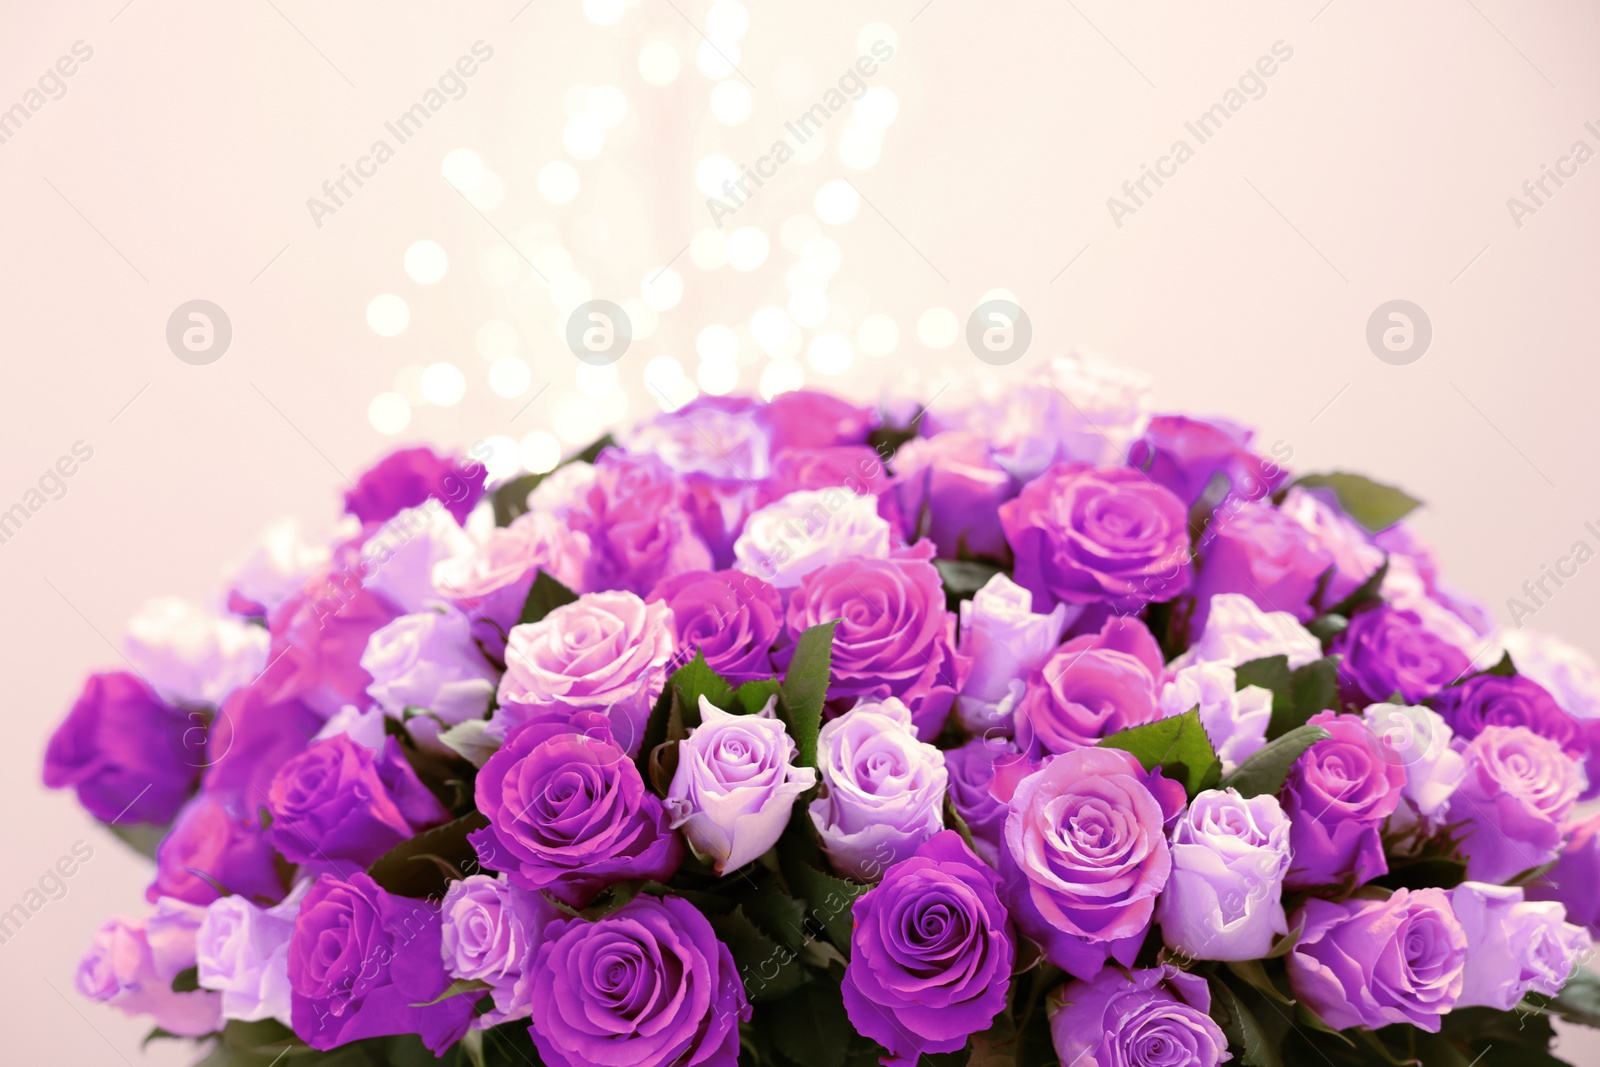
[2,1,1597,1061]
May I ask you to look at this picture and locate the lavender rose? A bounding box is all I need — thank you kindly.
[759,388,875,449]
[1048,965,1229,1067]
[842,832,1014,1065]
[362,607,498,727]
[647,569,783,685]
[1450,725,1583,883]
[1361,702,1466,822]
[528,894,748,1067]
[262,559,398,717]
[1156,788,1291,961]
[149,792,284,906]
[809,698,947,881]
[778,545,969,740]
[886,431,1015,558]
[666,698,816,873]
[1432,673,1587,760]
[1504,629,1600,721]
[1286,888,1467,1032]
[1169,592,1322,672]
[1330,604,1472,707]
[1450,881,1592,1010]
[469,712,683,906]
[999,462,1191,612]
[1014,616,1164,757]
[77,898,221,1038]
[1129,413,1285,507]
[287,872,475,1053]
[943,736,1018,867]
[1159,663,1274,770]
[995,746,1185,979]
[1281,712,1405,889]
[344,446,483,526]
[1527,811,1600,935]
[1280,486,1385,605]
[765,445,890,498]
[431,509,591,642]
[1190,501,1332,632]
[122,597,269,709]
[440,875,557,1026]
[733,487,893,589]
[493,589,675,755]
[44,671,199,825]
[565,449,714,595]
[196,884,306,1024]
[267,734,450,870]
[954,572,1069,736]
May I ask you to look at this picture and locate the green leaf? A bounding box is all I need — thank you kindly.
[707,906,807,1002]
[1325,557,1390,618]
[732,678,783,715]
[1530,968,1600,1028]
[1293,472,1422,533]
[1098,708,1222,798]
[867,422,917,460]
[758,979,856,1067]
[490,433,615,527]
[1289,658,1341,727]
[409,978,492,1008]
[778,620,839,767]
[1225,959,1293,1007]
[671,651,735,729]
[1208,976,1283,1067]
[435,720,499,768]
[933,559,1005,613]
[367,811,489,898]
[1219,724,1329,798]
[106,820,167,859]
[516,570,579,626]
[170,965,201,993]
[1238,655,1341,740]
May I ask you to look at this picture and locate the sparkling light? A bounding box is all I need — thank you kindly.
[814,180,860,224]
[706,1,750,41]
[488,356,533,398]
[369,393,411,435]
[366,294,409,337]
[786,262,830,292]
[420,362,467,406]
[586,85,629,128]
[710,80,752,125]
[697,40,739,79]
[696,325,738,363]
[538,161,581,204]
[690,229,728,270]
[564,116,605,159]
[750,306,796,353]
[781,214,820,253]
[476,320,518,361]
[644,356,697,410]
[582,0,625,27]
[478,247,523,288]
[855,87,900,129]
[478,435,521,481]
[464,170,505,210]
[699,358,739,394]
[807,333,853,375]
[788,288,828,327]
[696,154,738,197]
[441,148,484,190]
[760,359,805,398]
[857,313,899,357]
[801,236,842,276]
[726,226,770,271]
[403,240,448,285]
[641,267,684,310]
[857,23,899,56]
[577,362,620,397]
[639,42,681,86]
[917,307,959,349]
[838,128,881,170]
[520,431,562,474]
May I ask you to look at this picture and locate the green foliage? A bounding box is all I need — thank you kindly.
[1234,655,1342,739]
[516,570,579,626]
[1218,724,1330,799]
[1098,708,1222,797]
[1292,472,1422,533]
[367,811,489,898]
[933,558,1006,613]
[777,620,838,768]
[491,432,614,526]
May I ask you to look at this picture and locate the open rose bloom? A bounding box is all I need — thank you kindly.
[42,367,1600,1066]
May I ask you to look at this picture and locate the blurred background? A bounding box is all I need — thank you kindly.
[2,0,1598,1061]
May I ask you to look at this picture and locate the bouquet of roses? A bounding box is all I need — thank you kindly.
[43,357,1600,1066]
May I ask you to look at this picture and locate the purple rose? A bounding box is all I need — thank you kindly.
[1286,888,1467,1032]
[1280,486,1385,605]
[1432,674,1587,760]
[43,672,199,825]
[994,745,1185,979]
[77,897,222,1037]
[809,698,947,880]
[647,569,782,685]
[565,449,715,595]
[1190,501,1333,633]
[469,712,683,906]
[1156,788,1291,961]
[666,699,816,873]
[262,559,400,718]
[765,445,889,498]
[886,431,1015,559]
[1450,725,1583,883]
[202,683,323,804]
[362,607,499,730]
[431,510,591,644]
[149,792,285,906]
[842,832,1014,1065]
[1527,811,1600,935]
[1129,413,1286,507]
[493,589,676,755]
[758,388,874,450]
[267,735,450,870]
[1451,881,1592,1010]
[287,872,475,1053]
[343,445,483,526]
[778,545,970,740]
[1281,712,1405,889]
[528,894,748,1067]
[440,875,557,1025]
[1048,964,1229,1067]
[1015,616,1164,757]
[944,737,1017,867]
[1000,463,1192,612]
[1329,605,1472,706]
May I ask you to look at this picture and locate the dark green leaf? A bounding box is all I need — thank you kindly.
[1098,708,1222,797]
[1293,473,1422,534]
[106,821,167,859]
[517,570,579,626]
[1208,976,1283,1067]
[1325,557,1390,618]
[733,678,783,716]
[1369,856,1468,893]
[1529,968,1600,1029]
[409,978,493,1008]
[758,979,855,1067]
[866,423,917,460]
[637,684,676,783]
[1289,658,1342,725]
[367,811,489,898]
[1307,613,1349,644]
[170,965,200,993]
[1481,651,1519,678]
[933,559,1005,613]
[732,871,812,952]
[708,906,806,1002]
[778,620,838,767]
[671,651,735,729]
[1219,724,1329,798]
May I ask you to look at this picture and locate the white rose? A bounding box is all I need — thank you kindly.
[956,573,1070,735]
[1169,592,1322,673]
[1452,882,1593,1010]
[733,488,892,589]
[1362,702,1466,820]
[1159,663,1273,770]
[363,607,498,725]
[1157,788,1292,961]
[122,598,269,708]
[359,502,474,614]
